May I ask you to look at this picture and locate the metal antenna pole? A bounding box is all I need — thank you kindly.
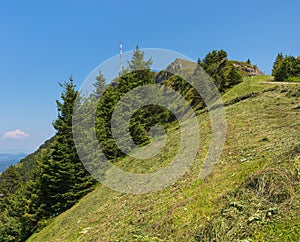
[120,41,123,76]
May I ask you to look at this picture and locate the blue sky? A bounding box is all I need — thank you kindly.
[0,0,299,153]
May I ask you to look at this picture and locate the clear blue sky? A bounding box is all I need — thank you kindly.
[0,0,299,153]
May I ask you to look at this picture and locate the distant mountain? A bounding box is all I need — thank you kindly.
[0,153,27,173]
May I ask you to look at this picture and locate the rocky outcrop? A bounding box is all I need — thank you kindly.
[165,58,183,74]
[166,58,263,77]
[232,62,263,76]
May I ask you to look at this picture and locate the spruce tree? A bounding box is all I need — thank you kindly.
[128,45,153,71]
[0,165,21,196]
[95,47,161,158]
[200,50,242,92]
[93,71,107,98]
[272,53,284,77]
[39,78,95,215]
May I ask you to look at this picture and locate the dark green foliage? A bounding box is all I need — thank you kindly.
[159,60,210,112]
[93,71,106,98]
[272,53,284,77]
[39,78,95,215]
[127,45,153,71]
[14,137,54,182]
[0,184,30,242]
[0,78,96,241]
[0,211,22,242]
[0,205,23,241]
[130,104,172,145]
[226,66,242,86]
[95,70,160,159]
[200,50,242,92]
[161,74,205,111]
[0,145,58,241]
[0,48,257,241]
[94,46,174,160]
[201,49,228,69]
[0,166,21,196]
[272,53,300,81]
[24,78,96,232]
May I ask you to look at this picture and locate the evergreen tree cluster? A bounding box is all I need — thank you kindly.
[0,80,96,241]
[93,48,245,161]
[272,53,300,81]
[158,63,206,112]
[94,46,172,160]
[200,50,242,92]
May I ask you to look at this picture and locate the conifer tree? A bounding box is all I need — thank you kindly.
[93,71,107,98]
[272,53,300,81]
[39,78,95,215]
[95,47,160,158]
[201,50,242,91]
[272,53,284,77]
[0,165,21,196]
[128,45,153,71]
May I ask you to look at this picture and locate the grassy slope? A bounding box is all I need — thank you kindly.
[29,76,300,241]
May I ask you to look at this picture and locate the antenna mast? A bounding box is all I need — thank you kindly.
[119,41,123,76]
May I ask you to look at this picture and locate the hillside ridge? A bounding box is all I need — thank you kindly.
[28,75,300,241]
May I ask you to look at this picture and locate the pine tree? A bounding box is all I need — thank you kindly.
[200,50,241,92]
[0,79,97,241]
[39,78,95,215]
[95,47,163,158]
[272,53,284,77]
[226,66,242,87]
[0,165,21,196]
[128,45,153,71]
[93,71,107,98]
[202,49,228,70]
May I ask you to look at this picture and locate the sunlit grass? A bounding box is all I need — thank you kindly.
[28,76,300,241]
